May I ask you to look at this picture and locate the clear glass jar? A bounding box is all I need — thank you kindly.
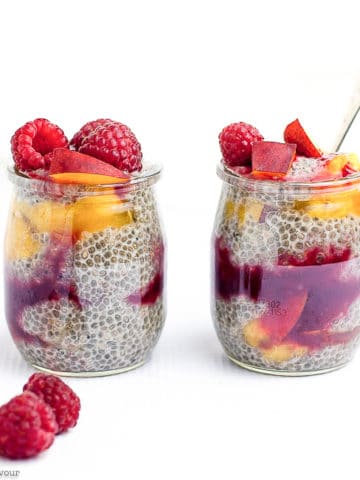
[4,165,165,376]
[212,164,360,376]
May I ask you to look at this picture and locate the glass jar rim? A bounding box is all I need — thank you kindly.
[217,163,360,196]
[7,162,162,196]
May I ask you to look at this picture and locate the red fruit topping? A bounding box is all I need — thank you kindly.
[74,120,142,172]
[70,118,112,150]
[23,373,80,434]
[0,391,57,459]
[11,118,69,172]
[252,141,296,179]
[284,119,322,158]
[49,148,130,179]
[219,122,264,167]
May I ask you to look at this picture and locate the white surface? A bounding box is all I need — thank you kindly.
[0,1,360,479]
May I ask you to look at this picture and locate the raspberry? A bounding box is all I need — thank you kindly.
[70,118,112,150]
[219,121,264,167]
[75,119,142,172]
[11,118,68,171]
[23,373,80,434]
[0,391,57,459]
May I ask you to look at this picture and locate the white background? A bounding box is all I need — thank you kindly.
[0,1,360,479]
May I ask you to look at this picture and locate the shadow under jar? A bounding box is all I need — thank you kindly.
[4,165,165,377]
[212,164,360,376]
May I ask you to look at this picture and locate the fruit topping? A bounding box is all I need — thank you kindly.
[70,118,112,150]
[284,118,322,158]
[219,122,264,167]
[251,141,296,178]
[0,391,57,459]
[325,152,360,177]
[73,119,142,172]
[23,373,80,434]
[48,148,130,184]
[11,118,68,172]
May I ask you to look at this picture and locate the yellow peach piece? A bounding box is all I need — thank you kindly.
[326,153,360,175]
[50,172,129,185]
[16,200,73,234]
[261,344,308,363]
[295,190,360,219]
[72,194,133,236]
[245,199,263,222]
[5,213,41,260]
[224,200,235,220]
[243,319,268,348]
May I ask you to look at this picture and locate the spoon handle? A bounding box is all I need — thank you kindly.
[333,84,360,152]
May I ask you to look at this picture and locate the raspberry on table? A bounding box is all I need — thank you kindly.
[24,373,80,434]
[74,119,143,172]
[0,391,57,459]
[219,121,264,167]
[70,118,112,150]
[11,118,69,172]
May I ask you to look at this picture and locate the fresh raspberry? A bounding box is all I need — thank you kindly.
[70,118,112,150]
[0,391,57,459]
[75,119,142,172]
[11,118,68,171]
[23,373,80,434]
[219,122,264,167]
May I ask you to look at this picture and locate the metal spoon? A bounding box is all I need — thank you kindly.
[333,83,360,152]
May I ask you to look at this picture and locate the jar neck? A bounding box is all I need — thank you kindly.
[217,163,360,197]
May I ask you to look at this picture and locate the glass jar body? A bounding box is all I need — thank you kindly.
[212,167,360,376]
[4,170,165,376]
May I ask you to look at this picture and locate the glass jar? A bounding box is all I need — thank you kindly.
[212,164,360,376]
[4,165,165,376]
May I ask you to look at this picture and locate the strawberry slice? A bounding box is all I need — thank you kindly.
[284,119,322,158]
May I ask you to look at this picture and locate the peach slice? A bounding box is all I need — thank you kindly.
[15,200,73,236]
[284,119,322,158]
[295,190,360,219]
[325,152,360,177]
[49,148,130,180]
[50,172,129,185]
[261,344,308,363]
[243,290,308,348]
[5,212,42,260]
[72,194,133,238]
[251,141,296,178]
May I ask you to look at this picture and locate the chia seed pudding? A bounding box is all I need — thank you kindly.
[213,119,360,375]
[5,118,165,376]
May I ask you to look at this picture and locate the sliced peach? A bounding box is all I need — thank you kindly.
[252,141,296,179]
[261,344,308,363]
[50,172,129,185]
[284,119,322,158]
[243,290,308,348]
[295,190,360,219]
[72,194,133,237]
[245,199,263,222]
[49,148,130,180]
[15,200,73,235]
[325,152,360,177]
[5,213,42,260]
